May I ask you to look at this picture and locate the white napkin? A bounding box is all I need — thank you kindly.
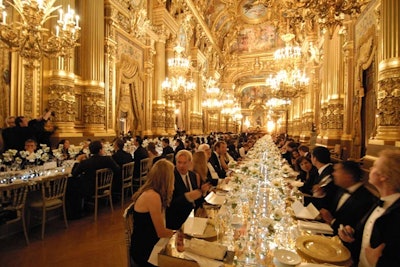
[292,201,320,220]
[147,237,171,266]
[184,251,224,267]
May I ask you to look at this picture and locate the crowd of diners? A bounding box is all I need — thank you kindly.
[1,116,399,267]
[275,134,400,267]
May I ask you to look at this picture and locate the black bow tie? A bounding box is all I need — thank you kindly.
[377,199,385,207]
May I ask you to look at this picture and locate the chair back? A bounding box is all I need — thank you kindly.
[95,168,113,196]
[165,153,174,163]
[122,162,134,187]
[139,158,149,186]
[41,174,68,203]
[0,183,28,222]
[123,202,135,267]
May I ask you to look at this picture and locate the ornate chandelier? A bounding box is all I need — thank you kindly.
[202,80,222,113]
[273,33,301,63]
[162,45,196,102]
[266,68,309,99]
[0,0,80,67]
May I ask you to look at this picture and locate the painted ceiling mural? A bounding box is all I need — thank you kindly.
[240,86,269,109]
[203,0,282,54]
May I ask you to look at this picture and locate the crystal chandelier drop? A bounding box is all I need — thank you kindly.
[162,45,196,102]
[0,0,80,67]
[266,68,309,98]
[273,33,301,62]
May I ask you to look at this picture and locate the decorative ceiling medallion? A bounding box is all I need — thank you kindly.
[238,0,269,24]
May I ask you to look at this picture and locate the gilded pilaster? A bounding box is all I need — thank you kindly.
[79,1,106,133]
[374,0,400,142]
[152,37,167,135]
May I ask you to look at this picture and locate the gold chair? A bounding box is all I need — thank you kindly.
[139,158,149,187]
[121,162,134,208]
[123,202,135,267]
[29,174,69,239]
[0,183,29,245]
[93,168,114,221]
[165,153,174,163]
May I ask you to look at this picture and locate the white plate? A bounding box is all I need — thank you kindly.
[274,249,302,266]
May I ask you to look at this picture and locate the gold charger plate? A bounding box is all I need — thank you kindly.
[189,223,217,239]
[295,235,351,264]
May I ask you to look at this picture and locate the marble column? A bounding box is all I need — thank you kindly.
[374,0,400,142]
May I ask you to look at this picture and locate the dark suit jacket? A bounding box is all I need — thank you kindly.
[111,149,133,192]
[349,198,400,266]
[161,146,174,157]
[133,146,148,178]
[328,185,378,234]
[71,154,120,196]
[209,152,226,178]
[166,169,201,230]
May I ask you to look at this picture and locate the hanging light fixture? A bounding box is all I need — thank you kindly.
[202,79,222,113]
[162,45,196,102]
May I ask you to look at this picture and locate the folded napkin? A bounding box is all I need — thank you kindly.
[298,220,333,235]
[147,237,171,266]
[185,238,227,260]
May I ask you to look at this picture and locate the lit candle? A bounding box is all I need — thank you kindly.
[67,5,70,14]
[2,11,6,24]
[55,25,59,37]
[0,0,3,7]
[59,9,63,22]
[75,15,79,28]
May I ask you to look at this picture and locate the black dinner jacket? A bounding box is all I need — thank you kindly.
[166,169,200,230]
[209,152,226,178]
[349,198,400,266]
[111,149,133,192]
[161,145,174,157]
[315,163,334,184]
[133,146,148,178]
[328,185,378,234]
[71,154,120,196]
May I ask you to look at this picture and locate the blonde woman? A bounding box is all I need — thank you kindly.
[192,150,208,187]
[130,159,175,267]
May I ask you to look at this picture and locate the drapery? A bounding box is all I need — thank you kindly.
[116,54,144,133]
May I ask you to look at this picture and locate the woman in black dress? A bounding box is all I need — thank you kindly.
[130,159,175,267]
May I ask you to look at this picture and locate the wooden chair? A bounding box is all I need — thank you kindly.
[93,168,114,221]
[139,158,149,187]
[123,202,135,267]
[165,153,174,163]
[29,174,69,239]
[121,162,134,208]
[0,183,29,245]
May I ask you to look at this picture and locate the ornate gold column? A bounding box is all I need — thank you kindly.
[152,37,167,135]
[79,0,106,134]
[374,0,400,142]
[143,44,155,136]
[164,38,176,135]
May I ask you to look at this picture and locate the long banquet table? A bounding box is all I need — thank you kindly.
[160,135,351,267]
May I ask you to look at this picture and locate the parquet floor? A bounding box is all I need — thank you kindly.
[0,202,130,267]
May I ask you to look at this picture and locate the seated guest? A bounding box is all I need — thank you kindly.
[130,159,175,267]
[146,142,158,170]
[306,146,339,209]
[319,161,378,235]
[192,150,208,187]
[198,144,219,186]
[174,139,185,155]
[112,138,133,194]
[57,139,72,160]
[66,140,120,219]
[291,149,300,170]
[209,141,230,179]
[296,156,319,196]
[166,150,211,230]
[133,136,148,182]
[282,141,298,165]
[227,139,240,161]
[238,143,250,159]
[339,150,400,267]
[298,145,310,158]
[161,138,174,157]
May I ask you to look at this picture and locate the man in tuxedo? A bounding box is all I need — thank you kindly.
[67,140,120,219]
[306,146,338,209]
[319,161,378,234]
[161,138,174,157]
[208,141,229,179]
[166,150,211,230]
[133,136,148,181]
[339,150,400,267]
[111,138,133,194]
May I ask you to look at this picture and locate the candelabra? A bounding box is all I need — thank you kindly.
[0,0,80,67]
[202,79,222,114]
